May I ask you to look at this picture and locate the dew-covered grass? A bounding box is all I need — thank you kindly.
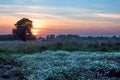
[0,41,120,79]
[16,51,120,80]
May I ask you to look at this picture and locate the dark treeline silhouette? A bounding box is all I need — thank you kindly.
[0,35,36,41]
[38,34,120,52]
[0,35,16,41]
[39,34,120,42]
[0,34,120,52]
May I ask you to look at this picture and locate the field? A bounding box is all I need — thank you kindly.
[0,41,120,80]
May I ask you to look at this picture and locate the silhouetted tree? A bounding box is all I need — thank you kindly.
[13,18,33,41]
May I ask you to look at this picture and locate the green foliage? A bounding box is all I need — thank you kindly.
[0,41,120,54]
[0,48,15,53]
[39,45,48,52]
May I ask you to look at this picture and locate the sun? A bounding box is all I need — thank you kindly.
[31,28,39,36]
[33,32,38,35]
[31,19,46,36]
[31,19,41,35]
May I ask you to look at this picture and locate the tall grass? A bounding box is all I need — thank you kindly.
[0,41,120,54]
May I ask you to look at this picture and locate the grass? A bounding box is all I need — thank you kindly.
[0,41,120,79]
[0,41,120,54]
[0,55,25,80]
[15,51,120,80]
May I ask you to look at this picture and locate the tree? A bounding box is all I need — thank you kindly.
[13,18,33,41]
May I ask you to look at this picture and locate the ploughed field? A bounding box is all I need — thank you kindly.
[0,41,120,80]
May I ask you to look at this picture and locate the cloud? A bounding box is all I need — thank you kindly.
[95,13,120,19]
[0,5,120,26]
[0,5,97,21]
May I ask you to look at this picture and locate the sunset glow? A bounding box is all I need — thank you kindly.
[0,0,120,36]
[32,19,42,28]
[31,28,39,36]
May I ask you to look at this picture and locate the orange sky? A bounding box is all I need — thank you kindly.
[0,15,120,36]
[0,4,120,36]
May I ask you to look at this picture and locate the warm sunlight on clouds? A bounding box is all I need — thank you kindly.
[96,13,120,19]
[32,19,42,28]
[0,0,120,36]
[0,15,18,27]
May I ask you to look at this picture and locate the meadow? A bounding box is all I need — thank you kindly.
[0,40,120,53]
[0,41,120,80]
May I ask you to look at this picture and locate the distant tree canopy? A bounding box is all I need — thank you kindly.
[12,18,34,41]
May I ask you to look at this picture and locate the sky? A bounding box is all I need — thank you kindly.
[0,0,120,36]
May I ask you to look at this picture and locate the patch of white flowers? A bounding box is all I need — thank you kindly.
[17,51,120,80]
